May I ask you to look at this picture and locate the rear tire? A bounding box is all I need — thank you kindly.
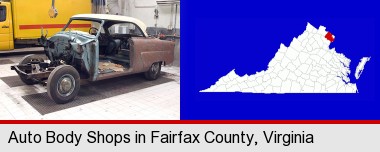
[47,65,80,104]
[18,54,44,85]
[144,62,161,80]
[19,54,44,65]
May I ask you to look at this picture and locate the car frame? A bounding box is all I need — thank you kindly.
[11,14,175,104]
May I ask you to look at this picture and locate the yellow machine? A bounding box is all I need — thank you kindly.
[0,0,91,51]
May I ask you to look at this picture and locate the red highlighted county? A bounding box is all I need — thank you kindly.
[325,32,335,42]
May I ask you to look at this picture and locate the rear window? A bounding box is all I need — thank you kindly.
[0,6,6,22]
[108,23,144,36]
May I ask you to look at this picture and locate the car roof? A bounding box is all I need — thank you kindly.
[71,14,148,37]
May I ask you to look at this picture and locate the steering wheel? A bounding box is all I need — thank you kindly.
[89,27,98,35]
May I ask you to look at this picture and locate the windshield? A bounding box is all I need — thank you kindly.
[62,19,98,35]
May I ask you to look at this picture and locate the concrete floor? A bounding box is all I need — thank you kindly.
[0,52,180,120]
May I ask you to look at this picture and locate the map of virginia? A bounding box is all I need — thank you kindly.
[201,23,371,93]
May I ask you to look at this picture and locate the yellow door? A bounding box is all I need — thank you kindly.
[0,3,12,51]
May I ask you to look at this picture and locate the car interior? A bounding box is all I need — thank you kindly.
[91,21,145,73]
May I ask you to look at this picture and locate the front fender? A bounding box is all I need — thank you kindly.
[80,41,99,81]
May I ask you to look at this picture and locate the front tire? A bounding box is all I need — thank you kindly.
[47,65,80,104]
[144,62,161,80]
[18,54,44,85]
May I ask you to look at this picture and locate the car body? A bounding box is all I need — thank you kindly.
[11,14,175,103]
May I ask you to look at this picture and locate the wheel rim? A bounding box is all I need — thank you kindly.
[151,63,159,75]
[56,74,75,97]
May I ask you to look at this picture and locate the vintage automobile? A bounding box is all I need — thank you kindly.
[11,14,175,104]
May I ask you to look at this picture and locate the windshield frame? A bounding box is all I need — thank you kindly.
[62,19,105,39]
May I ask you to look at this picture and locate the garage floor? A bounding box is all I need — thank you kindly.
[0,53,180,120]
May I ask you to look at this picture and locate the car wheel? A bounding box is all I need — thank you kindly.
[144,62,161,80]
[18,54,44,85]
[47,65,80,104]
[19,54,44,65]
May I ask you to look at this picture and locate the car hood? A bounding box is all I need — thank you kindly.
[49,30,96,45]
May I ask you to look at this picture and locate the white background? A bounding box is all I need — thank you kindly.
[0,124,379,152]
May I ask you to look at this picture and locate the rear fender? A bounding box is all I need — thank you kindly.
[131,38,175,71]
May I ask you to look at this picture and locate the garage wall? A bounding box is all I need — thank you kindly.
[107,0,180,30]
